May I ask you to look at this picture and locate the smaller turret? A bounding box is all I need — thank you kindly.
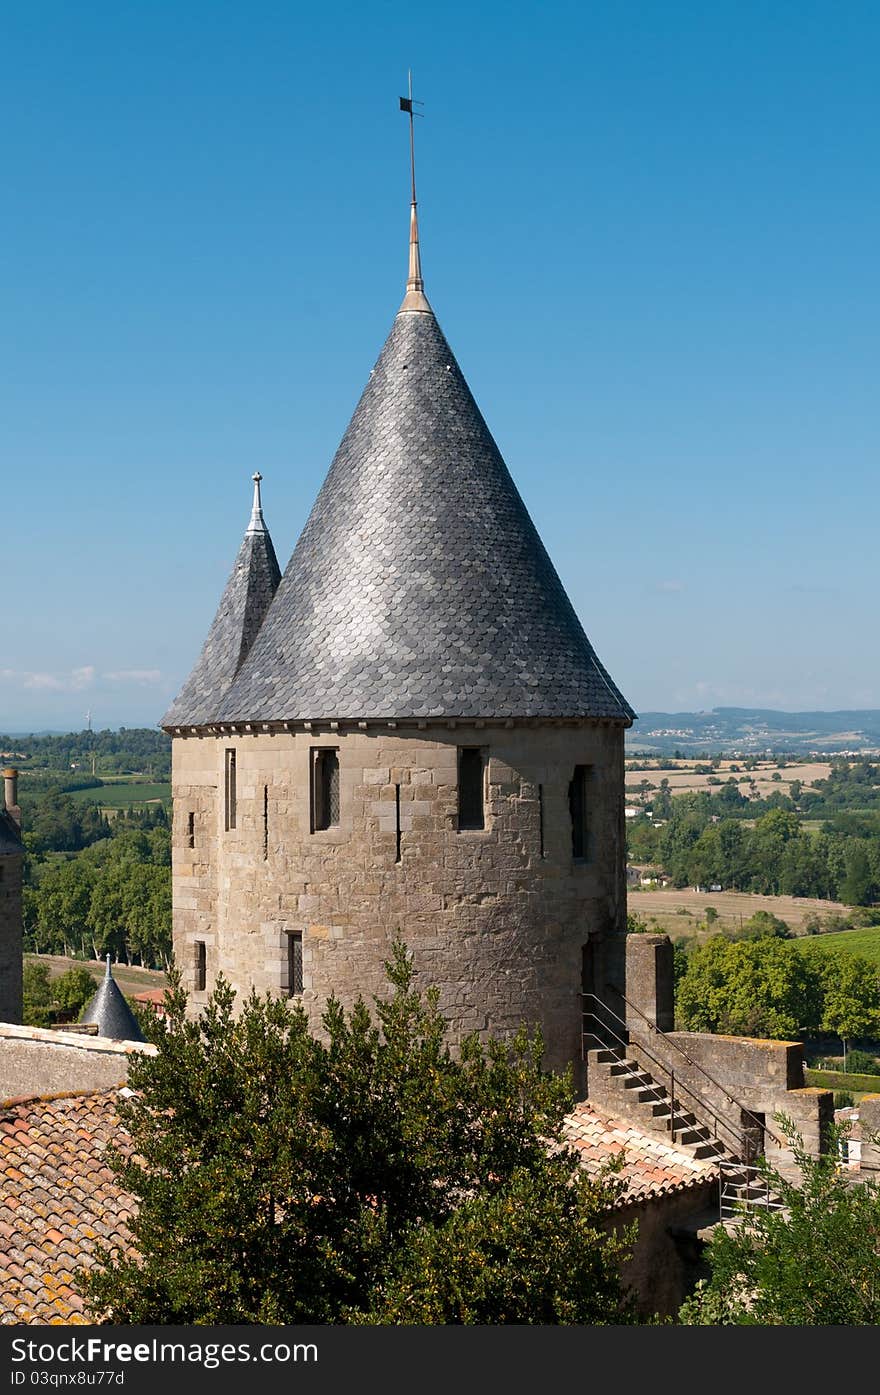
[80,957,144,1042]
[163,473,282,727]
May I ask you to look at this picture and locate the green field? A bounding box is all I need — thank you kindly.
[797,926,880,967]
[805,1068,880,1097]
[66,781,171,809]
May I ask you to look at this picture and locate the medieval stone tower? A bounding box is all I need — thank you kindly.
[0,769,24,1024]
[163,158,634,1073]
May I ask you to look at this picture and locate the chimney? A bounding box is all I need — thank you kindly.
[3,769,20,827]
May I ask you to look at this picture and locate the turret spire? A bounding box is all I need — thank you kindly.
[399,73,431,314]
[247,471,267,534]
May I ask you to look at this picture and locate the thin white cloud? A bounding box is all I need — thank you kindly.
[654,579,685,594]
[102,669,162,685]
[0,665,96,693]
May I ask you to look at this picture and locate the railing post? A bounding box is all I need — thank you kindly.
[670,1068,675,1143]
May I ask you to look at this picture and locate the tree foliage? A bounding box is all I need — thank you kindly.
[676,937,880,1041]
[82,946,635,1325]
[680,1118,880,1324]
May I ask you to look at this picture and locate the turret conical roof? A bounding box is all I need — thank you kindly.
[216,305,633,724]
[163,475,281,727]
[80,958,145,1042]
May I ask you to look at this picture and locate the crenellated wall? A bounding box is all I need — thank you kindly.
[171,721,627,1074]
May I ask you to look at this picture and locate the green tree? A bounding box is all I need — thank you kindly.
[54,966,98,1020]
[809,949,880,1071]
[840,843,876,907]
[680,1118,880,1325]
[360,1165,632,1324]
[82,946,635,1325]
[677,937,819,1039]
[22,960,54,1027]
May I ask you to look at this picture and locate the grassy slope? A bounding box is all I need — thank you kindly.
[796,926,880,967]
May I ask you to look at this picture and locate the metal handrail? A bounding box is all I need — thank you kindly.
[606,985,786,1150]
[582,994,746,1159]
[719,1159,786,1222]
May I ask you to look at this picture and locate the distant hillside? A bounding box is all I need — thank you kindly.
[0,727,170,779]
[628,708,880,756]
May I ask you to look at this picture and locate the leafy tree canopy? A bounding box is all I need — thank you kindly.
[83,946,636,1326]
[680,1117,880,1325]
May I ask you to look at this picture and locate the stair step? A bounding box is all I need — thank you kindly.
[592,1049,623,1064]
[627,1085,668,1105]
[609,1060,644,1077]
[621,1073,657,1091]
[692,1140,728,1160]
[672,1128,705,1146]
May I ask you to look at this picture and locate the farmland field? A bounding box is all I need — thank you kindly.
[65,781,171,810]
[794,926,880,967]
[627,886,851,940]
[624,758,832,805]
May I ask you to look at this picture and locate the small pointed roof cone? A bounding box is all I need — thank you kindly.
[162,472,282,727]
[80,957,145,1042]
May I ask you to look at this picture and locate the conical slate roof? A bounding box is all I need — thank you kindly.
[163,475,281,726]
[80,959,145,1042]
[216,305,633,724]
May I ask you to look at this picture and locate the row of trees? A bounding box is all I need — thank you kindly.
[676,935,880,1043]
[24,824,172,968]
[630,800,880,904]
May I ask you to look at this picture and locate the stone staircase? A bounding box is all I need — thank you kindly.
[586,1046,787,1223]
[587,1046,729,1161]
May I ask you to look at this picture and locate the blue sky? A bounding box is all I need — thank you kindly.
[3,1,878,731]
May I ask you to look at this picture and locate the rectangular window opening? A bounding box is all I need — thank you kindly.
[263,785,269,861]
[570,764,590,861]
[311,748,340,831]
[458,747,486,831]
[194,941,206,993]
[187,811,195,849]
[395,783,402,863]
[288,932,303,997]
[224,749,237,831]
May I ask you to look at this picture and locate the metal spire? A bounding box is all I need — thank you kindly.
[399,72,431,313]
[247,471,267,535]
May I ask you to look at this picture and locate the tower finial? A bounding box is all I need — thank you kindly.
[247,471,267,535]
[399,72,431,314]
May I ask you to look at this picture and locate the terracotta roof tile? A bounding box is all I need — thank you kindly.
[3,1087,717,1326]
[562,1099,719,1205]
[0,1090,135,1326]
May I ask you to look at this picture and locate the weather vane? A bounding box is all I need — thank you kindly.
[399,70,424,210]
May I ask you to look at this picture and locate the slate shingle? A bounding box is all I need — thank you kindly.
[162,500,282,727]
[214,307,634,724]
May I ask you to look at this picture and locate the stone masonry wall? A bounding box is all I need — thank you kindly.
[171,723,627,1074]
[0,1024,154,1100]
[0,856,22,1026]
[643,1028,832,1176]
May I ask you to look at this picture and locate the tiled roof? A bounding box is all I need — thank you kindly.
[0,1089,713,1325]
[79,962,144,1043]
[213,306,634,725]
[0,1089,136,1325]
[163,498,282,727]
[563,1100,719,1205]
